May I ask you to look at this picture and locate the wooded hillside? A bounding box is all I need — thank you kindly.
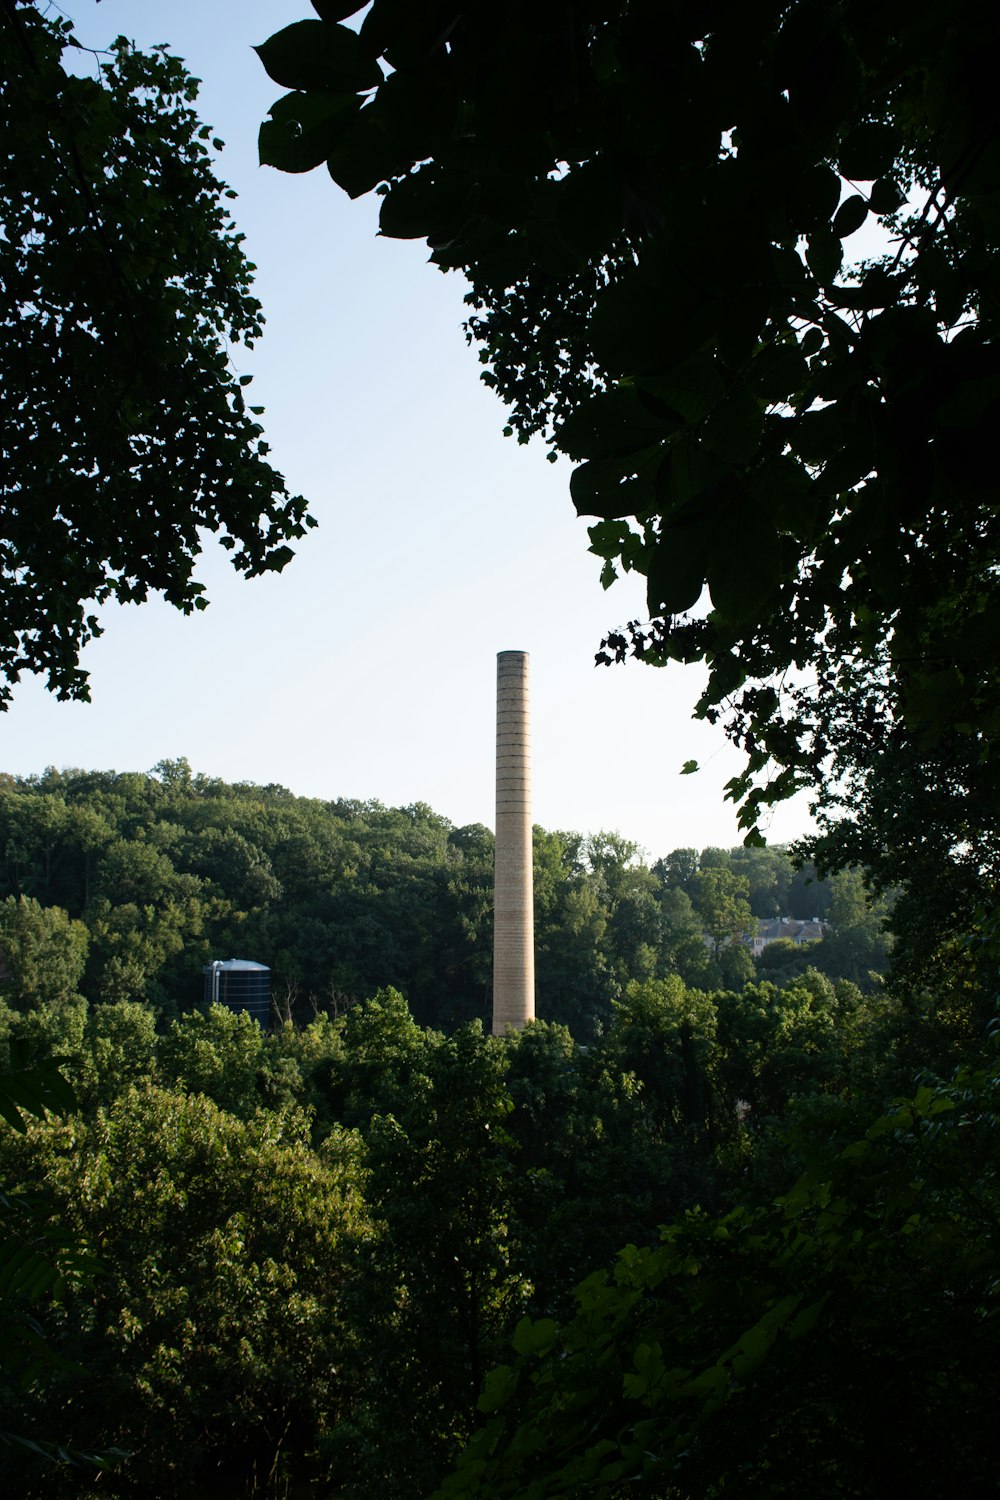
[0,760,888,1040]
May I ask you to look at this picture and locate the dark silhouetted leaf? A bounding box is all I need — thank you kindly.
[570,447,663,519]
[868,176,905,214]
[327,109,413,197]
[637,355,725,425]
[838,120,898,180]
[707,506,781,623]
[832,194,868,238]
[646,522,709,615]
[557,386,677,463]
[378,164,471,239]
[805,227,843,285]
[255,20,382,94]
[259,90,359,173]
[702,385,763,465]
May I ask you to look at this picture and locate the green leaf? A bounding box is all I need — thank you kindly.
[868,176,905,214]
[706,504,781,623]
[656,436,729,514]
[791,1296,827,1344]
[259,90,359,174]
[553,157,625,262]
[637,354,725,424]
[646,521,709,615]
[328,109,414,198]
[0,1058,77,1134]
[701,384,763,465]
[570,447,663,520]
[257,544,296,573]
[750,454,819,537]
[793,162,842,229]
[827,265,898,311]
[588,247,713,375]
[837,121,898,181]
[832,194,868,238]
[557,387,677,463]
[681,760,699,775]
[379,165,471,240]
[587,519,635,562]
[512,1317,557,1356]
[477,1364,517,1413]
[255,21,383,94]
[805,227,843,285]
[936,372,1000,429]
[788,404,843,465]
[747,342,809,404]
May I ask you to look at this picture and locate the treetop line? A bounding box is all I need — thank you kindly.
[2,0,996,982]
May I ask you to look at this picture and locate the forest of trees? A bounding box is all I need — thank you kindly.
[0,762,972,1497]
[0,760,889,1036]
[4,0,1000,1493]
[0,762,988,1496]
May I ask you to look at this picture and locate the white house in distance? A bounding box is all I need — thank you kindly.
[748,916,828,957]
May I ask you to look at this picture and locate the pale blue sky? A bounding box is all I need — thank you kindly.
[3,0,814,856]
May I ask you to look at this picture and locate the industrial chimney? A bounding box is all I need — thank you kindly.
[493,650,535,1034]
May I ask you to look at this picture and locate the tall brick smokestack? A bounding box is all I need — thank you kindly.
[493,650,535,1034]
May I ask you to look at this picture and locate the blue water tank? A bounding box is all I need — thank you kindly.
[203,959,271,1029]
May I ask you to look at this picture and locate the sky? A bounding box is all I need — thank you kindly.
[2,0,816,857]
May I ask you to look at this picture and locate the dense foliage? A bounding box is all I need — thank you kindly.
[437,1061,1000,1499]
[0,762,991,1495]
[256,0,1000,976]
[0,761,888,1035]
[1,953,991,1494]
[0,2,314,705]
[4,0,997,1485]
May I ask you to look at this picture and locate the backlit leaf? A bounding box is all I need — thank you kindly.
[832,194,868,238]
[255,21,383,94]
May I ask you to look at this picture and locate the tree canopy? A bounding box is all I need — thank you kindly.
[0,762,989,1493]
[1,763,879,1034]
[0,2,315,706]
[256,0,1000,933]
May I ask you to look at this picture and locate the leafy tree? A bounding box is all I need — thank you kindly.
[599,978,717,1140]
[436,1060,1000,1499]
[729,844,794,918]
[714,973,848,1127]
[159,1003,270,1119]
[533,829,611,1035]
[0,1051,114,1475]
[691,866,752,957]
[713,938,755,991]
[335,985,434,1128]
[809,869,891,987]
[754,934,813,984]
[257,0,1000,948]
[651,877,716,988]
[0,1085,366,1495]
[0,897,88,1013]
[0,2,314,705]
[652,849,699,896]
[72,1000,159,1112]
[344,1011,526,1498]
[786,858,831,921]
[0,768,882,1030]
